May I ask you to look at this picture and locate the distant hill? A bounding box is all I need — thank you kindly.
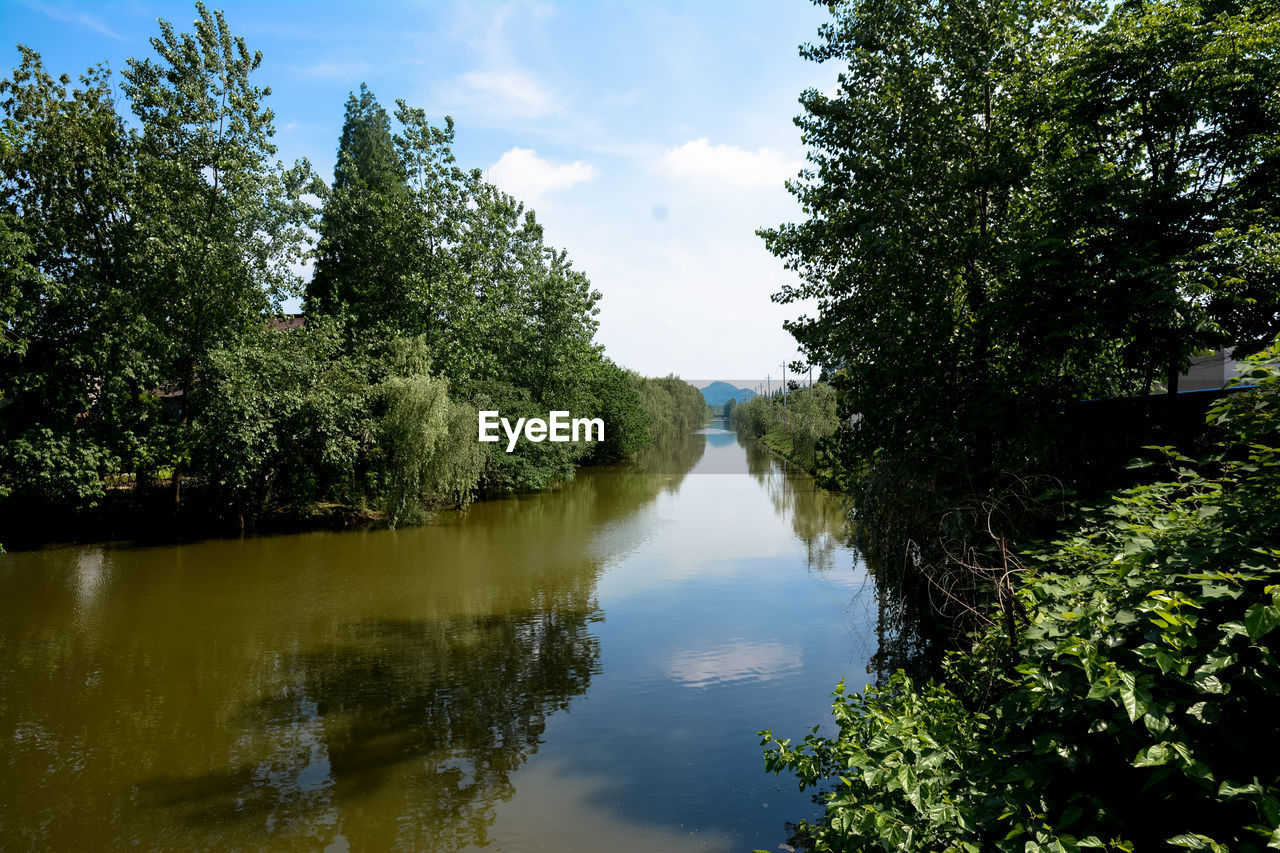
[699,381,757,407]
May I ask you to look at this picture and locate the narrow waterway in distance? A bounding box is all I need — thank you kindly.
[0,422,877,851]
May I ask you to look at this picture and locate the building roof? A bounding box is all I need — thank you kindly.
[267,313,306,332]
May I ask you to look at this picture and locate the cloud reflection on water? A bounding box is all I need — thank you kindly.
[665,640,802,688]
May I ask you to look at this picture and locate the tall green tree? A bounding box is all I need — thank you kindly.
[761,0,1106,595]
[763,0,1280,613]
[1039,0,1280,394]
[0,50,153,505]
[122,2,317,501]
[764,0,1106,458]
[307,85,413,327]
[307,89,607,491]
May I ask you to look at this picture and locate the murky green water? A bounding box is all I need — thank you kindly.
[0,424,875,851]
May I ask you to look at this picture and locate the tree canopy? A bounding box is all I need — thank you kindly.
[762,0,1280,592]
[0,5,703,539]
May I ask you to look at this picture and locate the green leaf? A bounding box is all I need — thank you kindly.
[1166,833,1229,851]
[1133,743,1172,767]
[1244,601,1280,641]
[1118,671,1146,722]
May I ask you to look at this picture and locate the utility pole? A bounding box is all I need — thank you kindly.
[780,362,788,404]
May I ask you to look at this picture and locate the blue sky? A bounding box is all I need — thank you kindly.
[2,0,837,378]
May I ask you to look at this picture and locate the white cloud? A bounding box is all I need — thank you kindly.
[488,147,598,206]
[444,69,562,121]
[24,0,123,39]
[661,138,801,189]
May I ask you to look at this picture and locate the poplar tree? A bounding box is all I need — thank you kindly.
[1039,0,1280,395]
[122,2,317,502]
[763,0,1280,635]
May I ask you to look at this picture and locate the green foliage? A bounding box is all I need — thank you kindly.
[2,427,116,507]
[307,84,412,325]
[732,395,774,440]
[761,344,1280,851]
[192,317,366,524]
[633,376,707,445]
[0,46,151,501]
[786,384,840,470]
[762,0,1280,632]
[586,360,651,463]
[0,7,687,536]
[376,337,482,525]
[305,85,613,497]
[732,384,840,473]
[0,5,317,512]
[123,1,319,435]
[0,205,37,360]
[308,86,603,405]
[1041,0,1280,370]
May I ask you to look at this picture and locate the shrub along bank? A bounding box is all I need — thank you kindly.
[731,383,840,475]
[759,345,1280,851]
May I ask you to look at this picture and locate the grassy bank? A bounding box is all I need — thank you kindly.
[731,384,839,478]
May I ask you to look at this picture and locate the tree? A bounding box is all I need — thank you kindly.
[307,85,413,327]
[0,49,152,505]
[374,335,483,524]
[787,383,839,470]
[587,359,650,462]
[760,0,1107,597]
[762,0,1280,619]
[764,0,1109,456]
[1039,0,1280,393]
[122,2,318,503]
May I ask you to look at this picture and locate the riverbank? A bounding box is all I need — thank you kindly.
[761,346,1280,850]
[0,447,639,550]
[0,485,387,550]
[729,386,840,481]
[1,373,709,552]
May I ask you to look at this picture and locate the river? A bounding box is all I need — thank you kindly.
[0,423,875,851]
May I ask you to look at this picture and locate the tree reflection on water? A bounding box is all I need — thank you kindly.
[134,434,705,850]
[737,430,853,573]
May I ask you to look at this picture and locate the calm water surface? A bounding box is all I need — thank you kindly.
[0,424,876,851]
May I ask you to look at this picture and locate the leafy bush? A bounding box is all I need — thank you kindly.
[586,359,651,462]
[1,426,116,507]
[731,385,840,473]
[193,318,366,523]
[761,345,1280,851]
